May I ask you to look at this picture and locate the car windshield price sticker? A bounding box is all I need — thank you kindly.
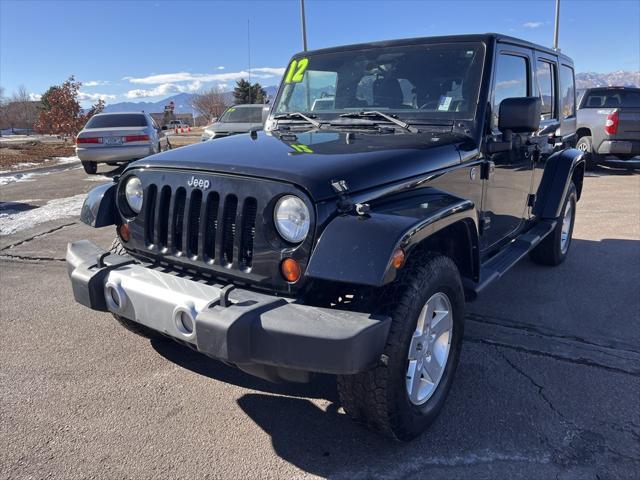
[284,58,309,83]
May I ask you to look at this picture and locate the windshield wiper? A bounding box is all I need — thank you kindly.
[338,111,419,133]
[273,112,321,128]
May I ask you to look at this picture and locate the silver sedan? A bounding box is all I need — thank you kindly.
[76,112,171,174]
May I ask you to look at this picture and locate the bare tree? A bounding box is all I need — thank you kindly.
[1,85,40,131]
[190,86,228,123]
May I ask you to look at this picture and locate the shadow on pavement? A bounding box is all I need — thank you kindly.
[0,201,39,214]
[150,235,639,478]
[586,162,640,177]
[151,339,338,401]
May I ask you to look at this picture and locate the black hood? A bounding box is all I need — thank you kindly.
[131,130,464,201]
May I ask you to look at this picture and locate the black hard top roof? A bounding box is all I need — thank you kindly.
[294,33,573,64]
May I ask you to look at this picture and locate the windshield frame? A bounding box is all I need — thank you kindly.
[270,40,488,126]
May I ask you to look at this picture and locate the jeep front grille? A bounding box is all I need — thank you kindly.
[144,184,257,270]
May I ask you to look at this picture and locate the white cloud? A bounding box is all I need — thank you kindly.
[78,91,116,102]
[125,66,283,85]
[28,93,42,101]
[120,66,284,100]
[523,21,543,28]
[251,67,286,77]
[125,81,204,99]
[83,80,110,87]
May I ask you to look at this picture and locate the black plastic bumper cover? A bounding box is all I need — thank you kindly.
[66,240,391,375]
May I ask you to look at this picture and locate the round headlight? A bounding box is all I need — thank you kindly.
[274,195,310,243]
[124,176,143,214]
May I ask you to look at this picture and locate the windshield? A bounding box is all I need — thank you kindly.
[218,106,265,123]
[86,114,147,128]
[274,42,485,121]
[583,89,640,108]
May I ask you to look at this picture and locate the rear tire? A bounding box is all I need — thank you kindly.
[576,136,599,171]
[82,161,98,174]
[530,182,577,266]
[337,252,465,441]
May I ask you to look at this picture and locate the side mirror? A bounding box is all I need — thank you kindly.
[498,97,542,140]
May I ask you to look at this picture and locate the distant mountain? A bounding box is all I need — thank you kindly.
[575,71,639,89]
[102,73,639,113]
[103,86,279,113]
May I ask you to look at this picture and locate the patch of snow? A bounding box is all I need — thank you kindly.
[84,175,112,182]
[0,164,82,186]
[10,162,40,170]
[0,194,86,236]
[54,156,80,164]
[0,172,36,186]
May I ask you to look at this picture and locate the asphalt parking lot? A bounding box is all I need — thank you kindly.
[1,161,639,479]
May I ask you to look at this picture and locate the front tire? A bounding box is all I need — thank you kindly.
[337,252,465,441]
[81,161,97,174]
[530,182,577,266]
[576,136,599,171]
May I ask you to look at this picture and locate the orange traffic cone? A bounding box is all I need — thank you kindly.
[181,127,185,134]
[174,127,178,134]
[188,126,191,133]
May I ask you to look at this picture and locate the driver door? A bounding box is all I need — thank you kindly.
[481,46,536,251]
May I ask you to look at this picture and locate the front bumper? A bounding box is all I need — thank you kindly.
[67,240,390,378]
[76,145,153,163]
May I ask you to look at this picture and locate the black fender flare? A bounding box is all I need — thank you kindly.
[533,148,585,219]
[80,182,117,228]
[306,193,480,287]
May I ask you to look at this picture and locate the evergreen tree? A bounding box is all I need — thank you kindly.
[233,79,267,104]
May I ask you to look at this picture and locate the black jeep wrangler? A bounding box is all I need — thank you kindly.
[67,34,584,440]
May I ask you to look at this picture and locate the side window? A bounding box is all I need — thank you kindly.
[536,60,555,120]
[492,54,528,129]
[559,65,576,119]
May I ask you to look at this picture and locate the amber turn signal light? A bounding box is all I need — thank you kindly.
[391,248,405,269]
[118,223,131,242]
[281,258,302,283]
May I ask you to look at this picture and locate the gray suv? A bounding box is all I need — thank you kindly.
[201,104,268,141]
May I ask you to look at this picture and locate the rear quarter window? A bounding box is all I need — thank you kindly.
[559,65,575,119]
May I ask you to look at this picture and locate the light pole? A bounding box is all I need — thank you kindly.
[553,0,561,50]
[300,0,308,51]
[248,19,252,103]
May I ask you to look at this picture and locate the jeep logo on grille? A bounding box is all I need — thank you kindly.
[187,176,210,189]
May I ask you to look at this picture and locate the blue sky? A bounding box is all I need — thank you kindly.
[1,0,638,106]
